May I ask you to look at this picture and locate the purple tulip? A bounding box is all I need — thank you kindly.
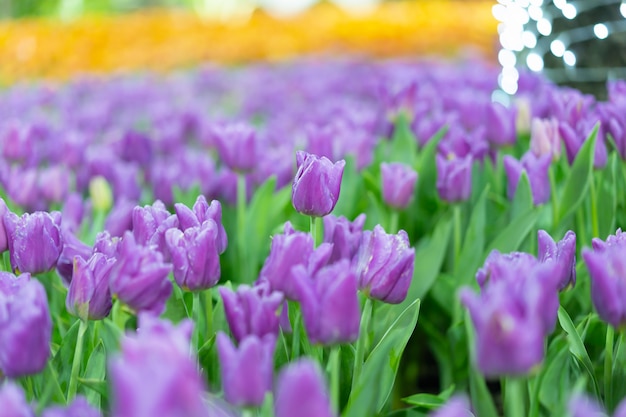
[567,394,607,417]
[380,162,418,210]
[108,232,172,314]
[323,213,366,264]
[530,117,561,161]
[174,196,227,254]
[61,193,90,233]
[292,151,345,217]
[275,359,336,417]
[132,200,174,247]
[38,165,70,205]
[0,382,34,417]
[431,395,474,417]
[93,231,120,259]
[41,396,102,417]
[165,220,221,292]
[211,122,258,172]
[109,314,210,417]
[354,225,415,304]
[217,333,276,407]
[293,259,360,345]
[104,199,135,238]
[56,228,92,286]
[435,153,473,203]
[503,152,551,205]
[4,210,64,274]
[0,272,51,377]
[66,253,115,321]
[593,228,626,252]
[219,281,284,343]
[583,239,626,328]
[485,101,517,147]
[0,198,8,253]
[537,229,576,290]
[460,280,546,377]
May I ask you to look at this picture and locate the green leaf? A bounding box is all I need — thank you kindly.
[408,214,452,301]
[83,341,107,407]
[456,186,488,282]
[597,153,618,239]
[557,123,599,222]
[52,319,81,392]
[464,312,498,417]
[78,379,109,399]
[333,156,363,219]
[343,299,421,417]
[391,115,418,167]
[484,208,541,256]
[172,182,202,208]
[511,171,533,220]
[403,384,455,409]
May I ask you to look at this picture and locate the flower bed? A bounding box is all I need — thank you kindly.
[0,56,625,416]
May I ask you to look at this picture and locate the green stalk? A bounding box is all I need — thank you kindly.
[291,309,301,360]
[504,377,526,417]
[241,409,254,417]
[549,166,559,228]
[605,325,615,410]
[205,288,214,340]
[329,346,341,414]
[351,297,373,391]
[192,291,202,353]
[389,210,399,234]
[310,216,319,247]
[237,173,248,282]
[67,319,88,401]
[590,174,600,238]
[452,204,462,271]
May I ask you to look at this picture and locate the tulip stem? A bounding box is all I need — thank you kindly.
[452,204,462,270]
[291,309,301,360]
[352,297,372,391]
[605,325,615,410]
[329,345,341,414]
[67,319,88,402]
[590,174,599,238]
[205,288,214,341]
[389,210,399,234]
[192,291,202,353]
[504,377,526,417]
[549,166,559,227]
[237,173,248,282]
[310,216,320,247]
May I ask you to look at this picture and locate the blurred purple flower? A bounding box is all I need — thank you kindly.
[323,214,366,264]
[56,228,92,286]
[66,252,115,321]
[211,122,258,172]
[108,232,172,314]
[275,359,336,417]
[0,382,34,417]
[380,162,418,210]
[431,395,474,417]
[537,229,576,290]
[174,196,227,254]
[4,210,64,274]
[219,281,284,344]
[435,153,472,203]
[217,333,275,407]
[503,152,551,205]
[292,151,345,217]
[567,394,607,417]
[0,272,51,377]
[530,117,561,161]
[104,199,135,238]
[41,396,102,417]
[354,225,415,304]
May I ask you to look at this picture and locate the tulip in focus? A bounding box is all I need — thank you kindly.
[217,333,276,407]
[292,151,345,217]
[354,225,415,304]
[4,210,64,274]
[66,253,115,321]
[0,272,52,377]
[174,196,227,254]
[275,359,336,417]
[380,162,418,210]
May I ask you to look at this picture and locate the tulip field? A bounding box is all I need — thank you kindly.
[1,54,626,417]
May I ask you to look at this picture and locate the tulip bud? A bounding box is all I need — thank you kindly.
[537,230,576,290]
[293,259,360,345]
[292,151,345,217]
[0,272,52,377]
[504,152,551,205]
[219,282,284,343]
[56,228,92,286]
[435,153,472,203]
[89,176,113,213]
[108,232,172,314]
[380,162,418,210]
[217,333,275,407]
[4,210,63,274]
[66,253,115,321]
[211,122,258,173]
[275,359,336,417]
[174,196,227,254]
[354,225,415,304]
[165,220,221,292]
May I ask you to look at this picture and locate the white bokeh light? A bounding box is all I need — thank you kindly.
[522,30,537,48]
[498,49,517,67]
[550,39,566,57]
[500,75,518,95]
[529,0,543,5]
[528,5,543,21]
[537,18,552,36]
[553,0,566,9]
[526,53,544,72]
[563,50,577,66]
[621,2,626,18]
[562,4,577,19]
[594,23,609,39]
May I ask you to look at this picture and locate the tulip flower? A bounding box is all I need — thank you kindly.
[504,152,551,205]
[530,117,561,161]
[4,210,64,274]
[174,196,227,254]
[293,259,360,345]
[292,151,345,217]
[108,232,172,314]
[431,396,475,417]
[132,200,175,247]
[211,122,258,173]
[66,253,115,321]
[56,228,92,286]
[217,333,276,407]
[109,314,210,417]
[219,281,284,343]
[0,382,34,417]
[0,272,52,377]
[354,225,415,304]
[323,213,366,264]
[537,229,576,290]
[435,153,472,203]
[275,359,336,417]
[380,162,418,210]
[41,396,102,417]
